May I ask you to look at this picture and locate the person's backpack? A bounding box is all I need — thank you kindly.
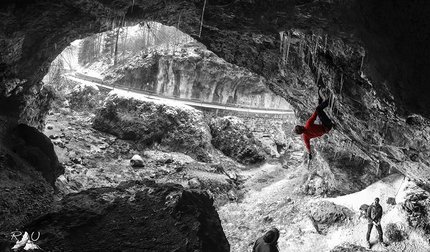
[359,204,369,219]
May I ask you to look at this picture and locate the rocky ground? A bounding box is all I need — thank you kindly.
[45,108,244,207]
[1,102,430,252]
[43,106,430,252]
[2,78,430,251]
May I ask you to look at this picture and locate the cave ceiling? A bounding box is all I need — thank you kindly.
[1,0,430,187]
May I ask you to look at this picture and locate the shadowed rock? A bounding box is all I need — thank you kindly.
[21,180,230,252]
[11,124,64,187]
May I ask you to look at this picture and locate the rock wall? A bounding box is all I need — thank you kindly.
[103,44,291,110]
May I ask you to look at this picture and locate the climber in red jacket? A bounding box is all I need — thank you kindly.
[294,88,333,161]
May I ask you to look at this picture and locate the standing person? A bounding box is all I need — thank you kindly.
[293,88,333,162]
[252,227,280,252]
[366,197,387,248]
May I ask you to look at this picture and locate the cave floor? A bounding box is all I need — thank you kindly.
[41,108,430,252]
[218,161,430,252]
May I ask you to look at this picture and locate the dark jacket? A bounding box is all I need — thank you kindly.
[367,202,382,223]
[252,229,279,252]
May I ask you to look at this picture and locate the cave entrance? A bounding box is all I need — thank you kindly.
[42,21,198,104]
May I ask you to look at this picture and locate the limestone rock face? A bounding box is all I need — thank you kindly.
[209,116,268,164]
[23,180,230,252]
[105,44,291,110]
[93,92,214,162]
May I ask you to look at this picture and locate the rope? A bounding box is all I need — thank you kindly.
[198,0,207,37]
[394,175,406,199]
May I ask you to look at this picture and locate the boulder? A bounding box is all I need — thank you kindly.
[308,201,353,225]
[10,124,64,187]
[130,154,144,167]
[93,92,214,162]
[209,116,268,164]
[307,200,353,235]
[67,83,101,111]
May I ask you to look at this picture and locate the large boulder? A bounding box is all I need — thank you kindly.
[93,92,214,162]
[10,124,64,187]
[19,180,230,252]
[67,83,102,111]
[209,116,268,164]
[307,200,353,235]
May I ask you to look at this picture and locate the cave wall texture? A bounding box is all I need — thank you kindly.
[1,0,430,188]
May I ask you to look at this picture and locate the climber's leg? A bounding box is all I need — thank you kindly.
[316,98,333,129]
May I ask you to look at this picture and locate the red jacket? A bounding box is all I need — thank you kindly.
[302,111,330,151]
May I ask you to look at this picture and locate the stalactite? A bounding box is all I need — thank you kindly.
[299,37,303,57]
[339,73,344,95]
[279,31,285,53]
[360,54,365,73]
[330,93,335,112]
[285,31,291,65]
[316,64,320,85]
[314,36,319,55]
[324,34,328,52]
